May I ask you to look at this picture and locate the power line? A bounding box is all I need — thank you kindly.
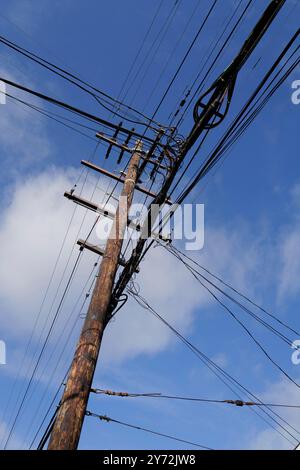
[85,411,214,450]
[0,34,166,128]
[114,0,164,107]
[3,143,125,447]
[168,244,300,337]
[144,30,300,252]
[174,0,253,129]
[27,0,293,450]
[151,0,219,118]
[110,2,289,312]
[3,91,100,142]
[0,155,96,448]
[141,0,202,113]
[165,246,296,347]
[127,287,300,444]
[0,76,161,144]
[91,388,300,409]
[123,1,181,107]
[3,251,82,449]
[23,262,99,448]
[36,406,59,451]
[167,244,300,389]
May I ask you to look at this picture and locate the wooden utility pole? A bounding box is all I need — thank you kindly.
[48,142,142,450]
[45,0,286,451]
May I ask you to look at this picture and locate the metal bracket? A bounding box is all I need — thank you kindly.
[64,191,171,243]
[77,239,140,273]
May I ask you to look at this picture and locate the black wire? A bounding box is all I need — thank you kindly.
[25,262,99,448]
[109,294,128,320]
[0,76,159,145]
[2,90,162,156]
[132,18,299,277]
[168,246,300,389]
[1,151,103,448]
[4,91,100,142]
[28,263,100,449]
[127,289,300,444]
[110,3,289,300]
[3,251,82,449]
[170,244,300,337]
[170,0,243,125]
[26,150,134,449]
[4,32,171,446]
[91,388,300,409]
[190,53,300,187]
[124,1,181,107]
[152,0,219,118]
[37,406,59,450]
[191,0,254,121]
[166,247,296,347]
[0,152,102,448]
[206,47,300,173]
[167,111,219,197]
[175,0,251,128]
[173,30,300,205]
[114,0,164,107]
[8,2,294,452]
[86,411,213,450]
[141,0,202,113]
[30,378,66,450]
[0,34,166,128]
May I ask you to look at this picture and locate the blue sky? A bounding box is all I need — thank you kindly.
[0,0,300,450]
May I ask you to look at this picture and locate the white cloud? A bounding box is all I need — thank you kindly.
[1,170,299,380]
[0,166,102,333]
[249,427,292,450]
[100,245,209,365]
[248,376,300,450]
[0,419,23,449]
[0,166,268,368]
[100,224,267,365]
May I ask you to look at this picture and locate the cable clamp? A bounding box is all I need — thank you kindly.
[99,415,111,422]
